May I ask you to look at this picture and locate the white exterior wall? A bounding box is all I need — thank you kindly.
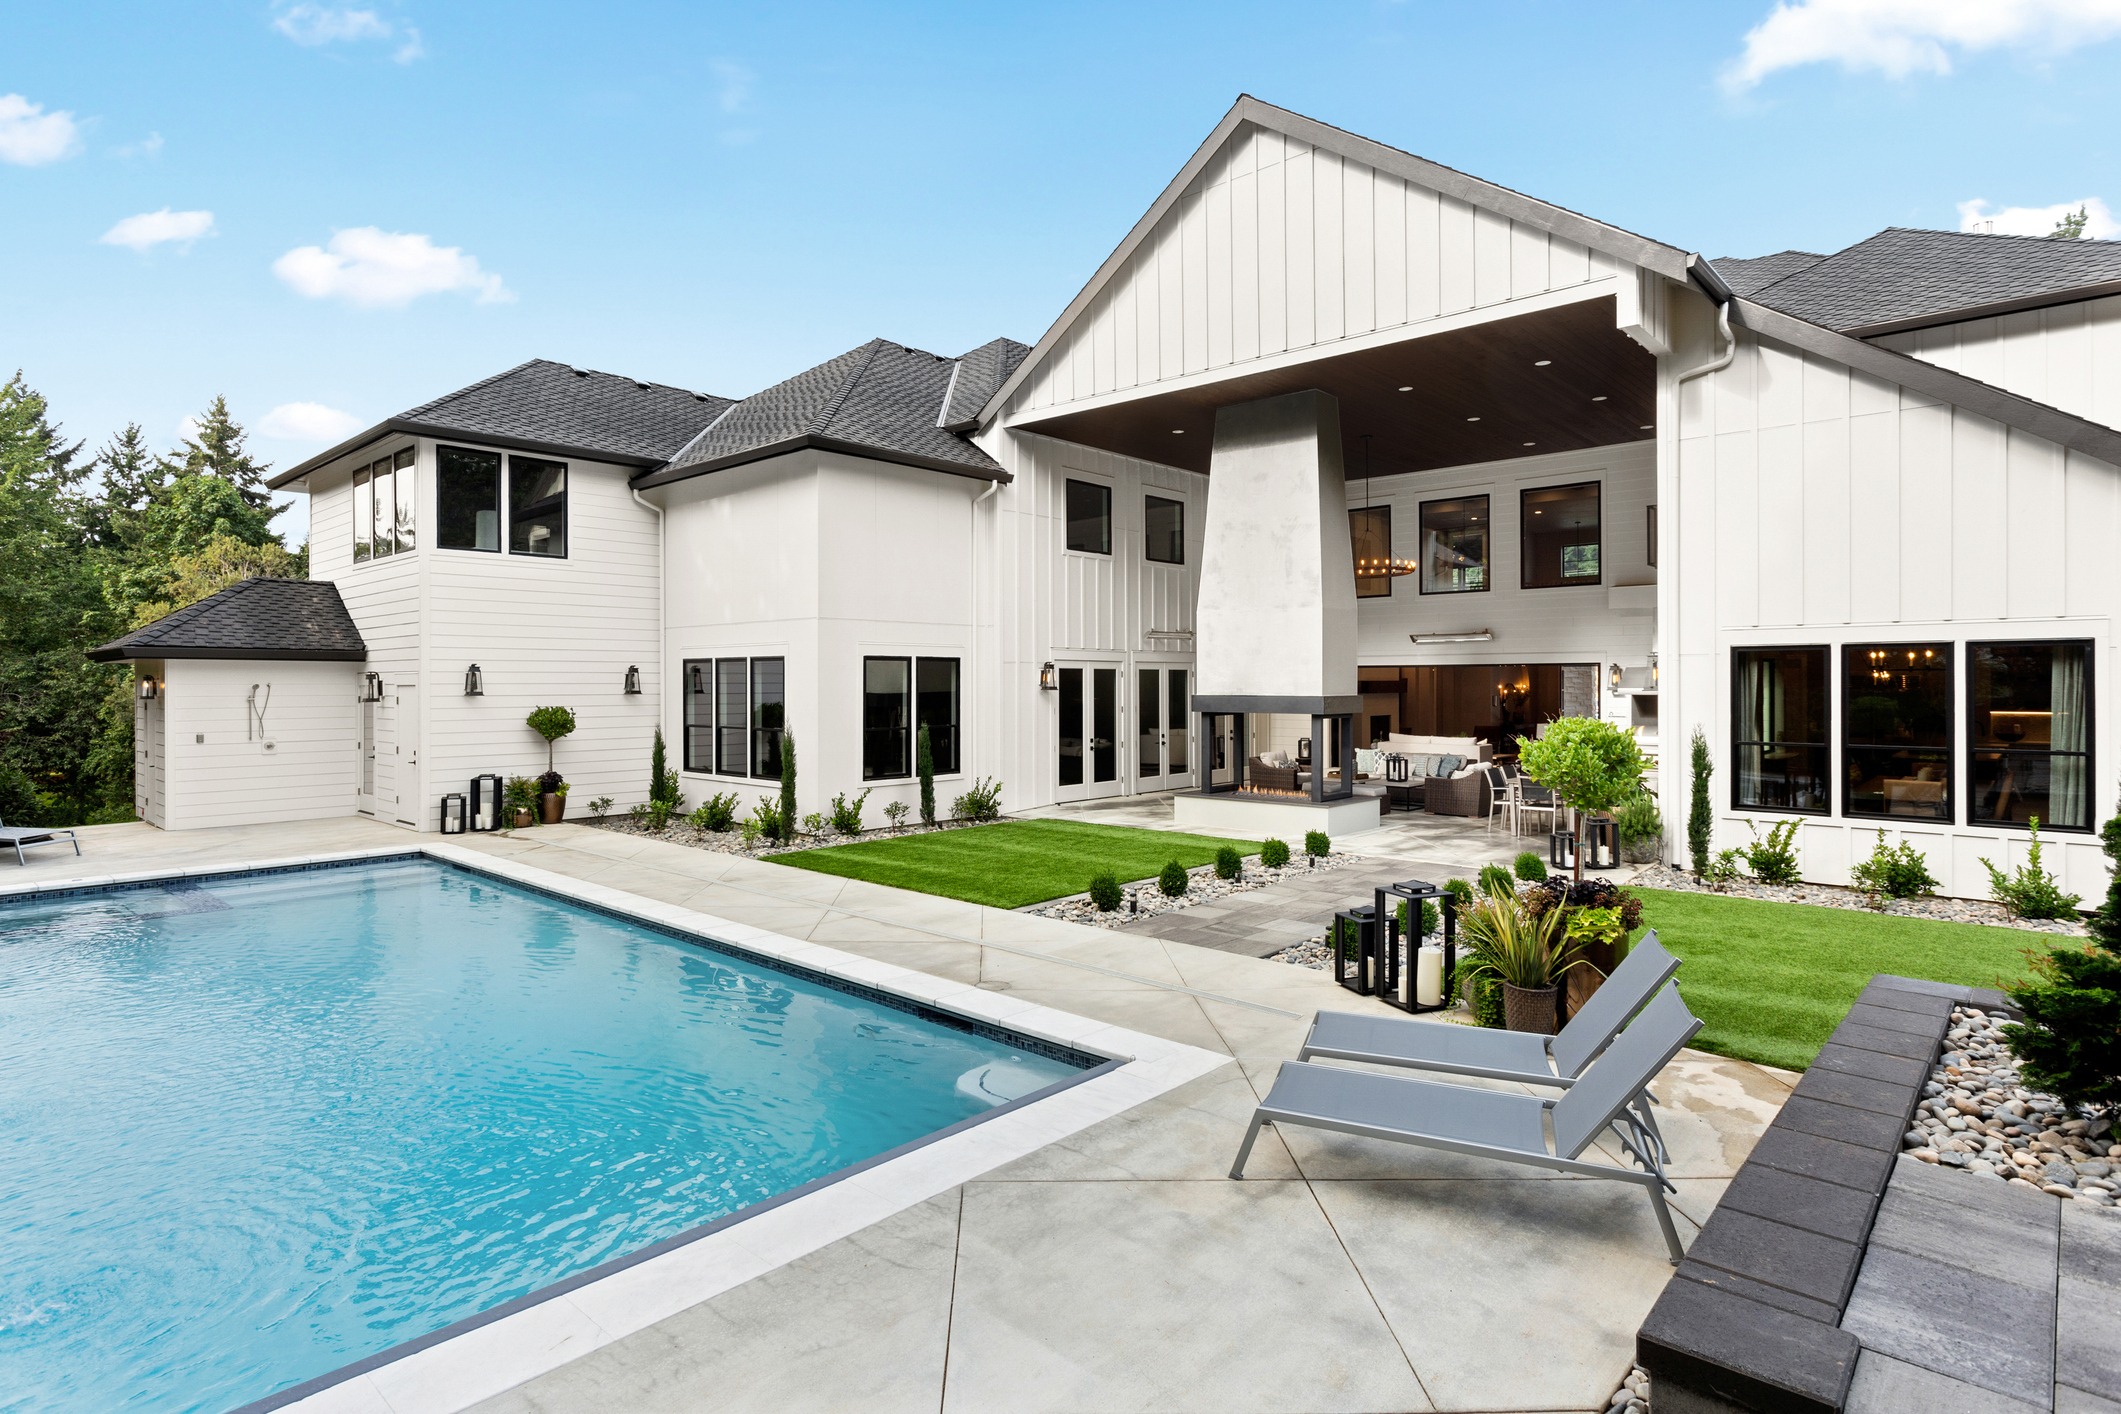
[1874,293,2121,433]
[1665,316,2121,899]
[154,658,357,830]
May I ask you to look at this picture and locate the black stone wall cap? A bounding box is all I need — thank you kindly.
[1828,1020,1946,1062]
[1841,1002,1950,1040]
[1718,1164,1879,1246]
[1788,1066,1919,1120]
[1749,1126,1898,1195]
[1672,1261,1842,1326]
[1850,983,1949,1015]
[1639,1279,1860,1414]
[1686,1208,1867,1311]
[1861,975,1967,1000]
[1807,1044,1931,1089]
[1775,1095,1913,1153]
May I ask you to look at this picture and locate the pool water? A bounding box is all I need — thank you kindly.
[0,859,1084,1413]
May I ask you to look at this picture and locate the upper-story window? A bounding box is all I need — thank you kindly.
[1420,495,1488,594]
[352,448,416,562]
[509,456,568,558]
[1521,481,1601,588]
[1144,495,1184,565]
[1065,478,1111,554]
[1969,640,2094,832]
[432,445,567,558]
[1350,505,1392,598]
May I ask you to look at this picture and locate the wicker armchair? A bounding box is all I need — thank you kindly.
[1247,757,1300,794]
[1424,769,1493,818]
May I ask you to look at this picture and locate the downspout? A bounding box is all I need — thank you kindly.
[633,482,666,800]
[971,473,1002,800]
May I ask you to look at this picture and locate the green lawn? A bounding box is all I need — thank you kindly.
[769,819,1262,910]
[1637,887,2047,1072]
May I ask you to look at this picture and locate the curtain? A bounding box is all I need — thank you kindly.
[2051,647,2088,829]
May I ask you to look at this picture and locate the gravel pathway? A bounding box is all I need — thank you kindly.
[1631,864,2088,937]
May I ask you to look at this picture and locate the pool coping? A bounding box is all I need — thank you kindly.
[6,843,1231,1414]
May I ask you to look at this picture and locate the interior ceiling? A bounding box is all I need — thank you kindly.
[1013,296,1658,479]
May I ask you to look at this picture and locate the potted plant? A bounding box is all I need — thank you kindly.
[1457,886,1582,1034]
[1514,717,1650,879]
[526,705,578,823]
[504,775,539,829]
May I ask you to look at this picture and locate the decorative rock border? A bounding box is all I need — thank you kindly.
[1632,864,2087,938]
[1031,851,1357,928]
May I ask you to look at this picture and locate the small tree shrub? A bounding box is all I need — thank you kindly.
[688,791,739,832]
[801,811,826,836]
[1702,848,1744,886]
[1741,818,1802,885]
[1214,845,1242,880]
[749,796,784,844]
[952,777,1003,822]
[1848,830,1939,903]
[1513,851,1547,883]
[882,800,910,830]
[1158,859,1189,898]
[1088,871,1123,912]
[1688,727,1714,877]
[649,727,681,813]
[778,734,798,844]
[1443,877,1475,907]
[1304,830,1330,859]
[1478,862,1516,898]
[504,775,539,825]
[829,788,871,836]
[587,795,614,821]
[1982,818,2084,920]
[1259,837,1291,869]
[526,705,578,792]
[916,723,936,827]
[2004,800,2121,1117]
[1516,717,1650,879]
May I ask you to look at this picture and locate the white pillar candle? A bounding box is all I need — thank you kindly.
[1416,945,1444,1008]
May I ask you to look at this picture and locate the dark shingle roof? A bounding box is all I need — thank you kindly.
[88,578,367,662]
[641,338,1011,487]
[1710,250,1824,297]
[940,338,1032,430]
[1734,228,2121,334]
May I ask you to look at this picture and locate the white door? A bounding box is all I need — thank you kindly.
[1133,665,1193,793]
[136,690,164,826]
[359,697,377,815]
[1055,663,1124,802]
[371,692,397,816]
[393,682,421,826]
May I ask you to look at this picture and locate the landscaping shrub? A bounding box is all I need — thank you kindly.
[1397,897,1441,938]
[2005,800,2121,1116]
[883,800,910,830]
[1616,791,1664,863]
[916,724,937,827]
[504,775,539,825]
[1443,877,1474,907]
[1304,830,1330,859]
[952,777,1004,823]
[1688,727,1714,877]
[1158,859,1189,898]
[1478,863,1516,898]
[801,811,827,836]
[1260,837,1291,869]
[1088,871,1123,912]
[1741,818,1802,886]
[1848,830,1939,903]
[649,727,681,814]
[1214,845,1242,880]
[778,733,798,844]
[1982,818,2083,920]
[1703,848,1744,886]
[829,788,871,836]
[586,795,613,821]
[689,791,739,832]
[1513,851,1547,883]
[749,796,784,843]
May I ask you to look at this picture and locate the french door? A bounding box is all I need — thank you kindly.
[1134,665,1191,792]
[1055,663,1122,801]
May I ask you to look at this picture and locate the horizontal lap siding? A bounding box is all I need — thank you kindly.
[1674,327,2121,898]
[1012,122,1603,416]
[161,660,357,829]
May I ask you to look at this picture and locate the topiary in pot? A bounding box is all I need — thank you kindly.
[1516,717,1651,881]
[527,705,578,819]
[1158,859,1189,898]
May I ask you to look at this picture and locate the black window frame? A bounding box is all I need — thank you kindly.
[1417,494,1490,596]
[1064,478,1112,556]
[507,453,569,559]
[1842,641,1955,823]
[750,656,786,779]
[862,655,912,781]
[1730,645,1832,816]
[1350,504,1393,599]
[683,659,714,774]
[435,443,503,554]
[368,454,396,559]
[1520,480,1602,590]
[714,658,748,777]
[916,656,961,776]
[1966,637,2096,834]
[1143,494,1185,565]
[352,464,372,563]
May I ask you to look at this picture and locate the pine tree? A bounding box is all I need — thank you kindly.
[778,732,797,844]
[2004,797,2121,1117]
[2051,206,2090,240]
[1688,727,1714,877]
[167,396,278,518]
[916,723,936,827]
[85,422,160,547]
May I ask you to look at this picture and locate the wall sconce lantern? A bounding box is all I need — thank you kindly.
[137,676,158,700]
[361,671,383,703]
[1649,653,1660,691]
[1039,661,1057,691]
[440,792,468,835]
[463,664,484,697]
[624,664,642,695]
[1608,661,1624,696]
[689,663,705,695]
[469,774,503,832]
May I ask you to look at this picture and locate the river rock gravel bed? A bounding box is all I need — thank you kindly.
[1631,864,2088,936]
[1031,851,1358,927]
[1904,1006,2118,1209]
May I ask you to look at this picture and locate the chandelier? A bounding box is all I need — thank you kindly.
[1353,433,1417,578]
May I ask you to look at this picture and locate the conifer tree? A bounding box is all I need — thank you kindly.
[167,396,278,518]
[916,723,936,827]
[86,422,160,546]
[778,732,797,843]
[2004,798,2121,1117]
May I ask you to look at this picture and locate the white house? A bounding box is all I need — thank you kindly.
[95,96,2121,900]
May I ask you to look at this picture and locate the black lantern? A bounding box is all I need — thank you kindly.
[1038,661,1057,691]
[1330,904,1381,996]
[469,774,503,831]
[689,663,705,695]
[359,671,382,703]
[624,664,642,695]
[463,664,484,697]
[1551,828,1576,870]
[137,675,158,700]
[1372,878,1457,1014]
[1579,816,1620,871]
[440,792,468,834]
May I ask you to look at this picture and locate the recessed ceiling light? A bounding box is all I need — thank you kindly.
[1398,385,1413,392]
[1640,424,1653,430]
[1465,416,1481,422]
[1172,428,1184,434]
[1533,509,1544,515]
[1522,441,1536,447]
[1534,360,1552,367]
[1591,395,1608,402]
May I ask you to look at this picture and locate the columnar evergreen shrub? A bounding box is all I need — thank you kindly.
[916,724,936,827]
[778,733,797,844]
[2005,800,2121,1116]
[1259,837,1291,869]
[1688,727,1714,877]
[1158,859,1189,898]
[649,727,680,812]
[1214,845,1241,880]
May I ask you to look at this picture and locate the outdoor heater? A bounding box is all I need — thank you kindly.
[469,774,503,832]
[439,793,468,835]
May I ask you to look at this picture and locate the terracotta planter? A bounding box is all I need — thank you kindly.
[541,792,566,824]
[511,808,535,829]
[1502,982,1560,1035]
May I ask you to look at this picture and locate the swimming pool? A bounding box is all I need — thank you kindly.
[0,857,1092,1413]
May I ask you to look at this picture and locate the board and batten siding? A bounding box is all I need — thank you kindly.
[1006,121,1630,418]
[1873,292,2121,437]
[156,659,357,830]
[1669,324,2121,898]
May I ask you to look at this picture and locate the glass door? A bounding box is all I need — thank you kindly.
[1134,666,1191,791]
[1055,663,1123,801]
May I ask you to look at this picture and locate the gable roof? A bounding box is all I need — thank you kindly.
[1710,250,1824,297]
[1730,228,2121,336]
[635,338,1011,489]
[269,360,734,489]
[88,578,367,662]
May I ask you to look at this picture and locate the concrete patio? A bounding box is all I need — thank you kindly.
[3,817,1793,1413]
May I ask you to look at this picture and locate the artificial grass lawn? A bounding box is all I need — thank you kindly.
[768,819,1261,910]
[1637,887,2047,1072]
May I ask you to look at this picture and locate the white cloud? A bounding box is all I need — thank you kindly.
[100,208,216,252]
[115,131,164,159]
[272,4,391,44]
[1725,0,2121,89]
[258,401,365,442]
[273,227,513,308]
[393,27,425,63]
[710,60,755,113]
[0,93,81,166]
[1958,195,2121,238]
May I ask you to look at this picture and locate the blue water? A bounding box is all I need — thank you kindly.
[0,859,1082,1413]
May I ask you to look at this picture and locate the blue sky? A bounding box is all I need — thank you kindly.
[7,0,2120,545]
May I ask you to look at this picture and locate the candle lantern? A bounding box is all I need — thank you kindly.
[440,792,468,835]
[1550,828,1577,870]
[1371,878,1457,1015]
[469,774,503,832]
[1330,904,1381,996]
[1579,816,1620,871]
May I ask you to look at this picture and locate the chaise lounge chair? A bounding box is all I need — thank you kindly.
[0,817,82,867]
[1299,931,1680,1091]
[1232,984,1704,1261]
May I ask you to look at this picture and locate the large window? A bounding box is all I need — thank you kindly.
[1969,640,2094,832]
[916,657,960,775]
[863,657,911,780]
[391,447,416,553]
[1350,505,1392,598]
[1733,647,1830,813]
[1144,495,1184,565]
[1420,495,1488,594]
[683,660,714,773]
[751,657,786,778]
[437,445,502,552]
[1521,482,1601,588]
[715,658,748,776]
[1844,644,1953,820]
[352,464,372,562]
[1065,478,1111,555]
[509,455,567,558]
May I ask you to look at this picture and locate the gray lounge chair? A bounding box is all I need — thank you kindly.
[1232,984,1704,1261]
[0,817,81,866]
[1299,930,1680,1090]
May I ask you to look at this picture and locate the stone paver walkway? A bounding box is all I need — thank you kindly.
[10,817,1789,1414]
